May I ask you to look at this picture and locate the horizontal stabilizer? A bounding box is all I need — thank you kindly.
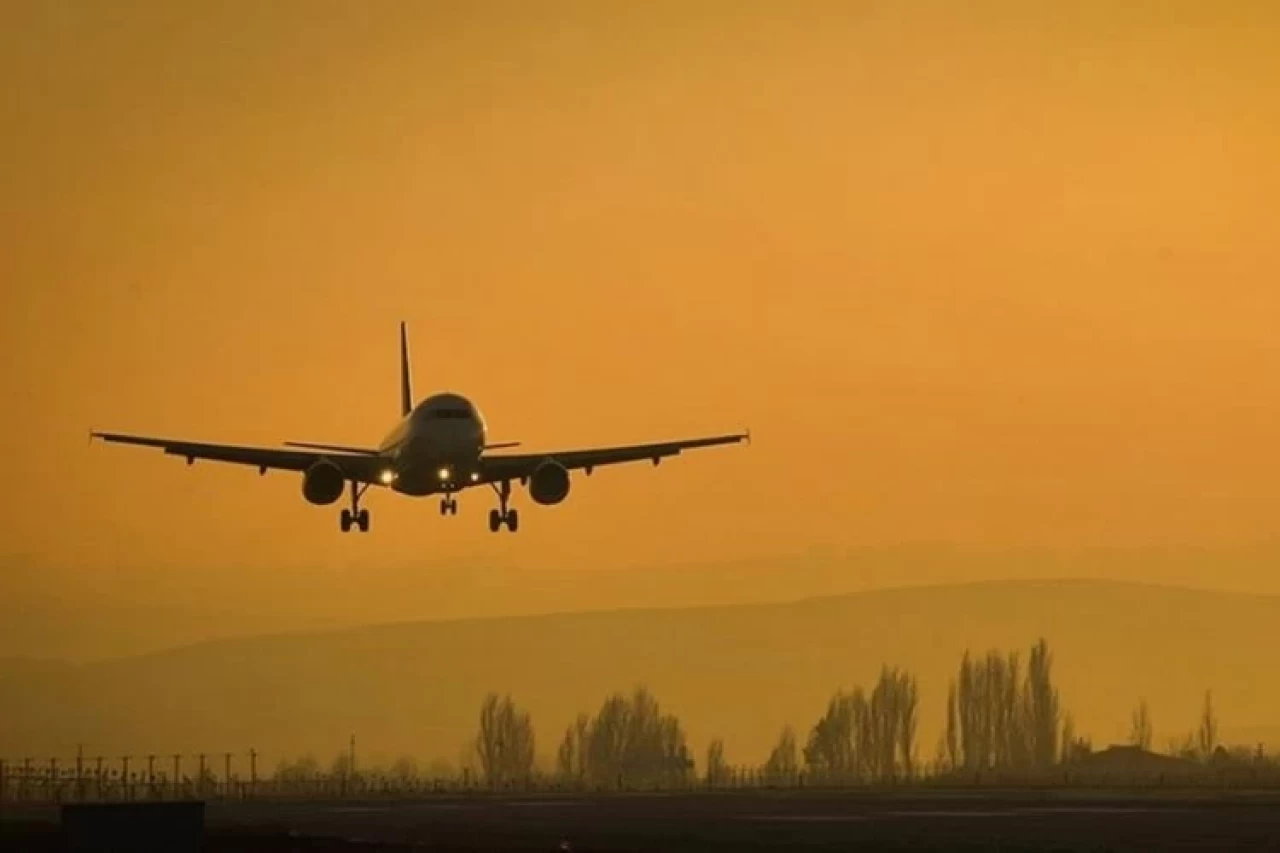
[284,441,380,456]
[483,441,521,451]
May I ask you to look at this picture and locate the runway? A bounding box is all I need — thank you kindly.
[7,789,1280,851]
[203,789,1280,851]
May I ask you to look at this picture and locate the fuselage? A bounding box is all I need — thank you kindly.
[377,393,488,495]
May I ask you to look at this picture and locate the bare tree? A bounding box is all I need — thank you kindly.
[898,670,919,779]
[804,690,856,781]
[1128,699,1153,751]
[763,726,799,785]
[389,756,418,785]
[705,739,728,788]
[1197,690,1218,761]
[579,686,694,789]
[275,755,319,783]
[945,682,959,771]
[475,692,536,788]
[954,640,1061,772]
[556,713,590,783]
[1023,638,1060,768]
[1060,714,1075,764]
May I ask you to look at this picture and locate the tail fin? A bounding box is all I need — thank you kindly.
[399,321,413,417]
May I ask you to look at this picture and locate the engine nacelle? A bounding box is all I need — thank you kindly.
[528,459,571,505]
[302,460,345,505]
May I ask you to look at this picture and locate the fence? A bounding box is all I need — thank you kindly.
[6,753,1280,806]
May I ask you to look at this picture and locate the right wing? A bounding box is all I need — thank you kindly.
[476,432,749,484]
[90,431,390,483]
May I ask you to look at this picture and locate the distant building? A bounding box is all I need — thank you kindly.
[1072,745,1197,779]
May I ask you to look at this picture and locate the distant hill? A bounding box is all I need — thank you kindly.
[3,579,1279,771]
[10,544,1280,661]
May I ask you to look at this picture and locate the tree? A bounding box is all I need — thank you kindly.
[475,692,536,788]
[804,690,856,781]
[389,756,418,785]
[1197,690,1218,761]
[1129,700,1153,751]
[945,682,959,771]
[1060,714,1075,764]
[897,669,920,779]
[274,755,319,783]
[763,726,798,785]
[953,640,1061,772]
[556,713,590,783]
[1023,638,1060,768]
[578,686,694,789]
[705,739,728,788]
[805,667,919,785]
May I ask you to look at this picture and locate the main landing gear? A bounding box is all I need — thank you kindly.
[340,481,370,533]
[488,480,518,533]
[439,495,458,516]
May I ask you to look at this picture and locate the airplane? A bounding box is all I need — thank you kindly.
[91,322,749,533]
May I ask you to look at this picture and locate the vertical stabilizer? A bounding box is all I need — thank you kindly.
[399,321,413,417]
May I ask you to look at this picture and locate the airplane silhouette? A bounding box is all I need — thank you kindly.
[92,323,749,533]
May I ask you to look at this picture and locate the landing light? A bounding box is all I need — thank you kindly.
[379,469,395,485]
[437,467,451,481]
[469,471,480,483]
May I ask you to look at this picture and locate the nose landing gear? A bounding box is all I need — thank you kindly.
[439,496,458,516]
[487,480,518,532]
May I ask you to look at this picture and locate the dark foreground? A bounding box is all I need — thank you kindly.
[7,789,1280,852]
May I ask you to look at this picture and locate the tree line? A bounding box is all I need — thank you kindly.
[266,637,1273,790]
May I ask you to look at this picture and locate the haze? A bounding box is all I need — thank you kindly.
[4,2,1280,620]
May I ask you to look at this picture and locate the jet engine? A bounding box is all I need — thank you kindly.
[302,460,345,505]
[528,459,571,505]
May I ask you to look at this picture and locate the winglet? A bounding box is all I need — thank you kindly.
[399,321,413,417]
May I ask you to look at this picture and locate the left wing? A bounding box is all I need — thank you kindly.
[476,432,748,484]
[90,431,390,483]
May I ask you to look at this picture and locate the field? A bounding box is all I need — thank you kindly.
[7,789,1280,851]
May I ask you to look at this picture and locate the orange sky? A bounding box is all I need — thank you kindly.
[4,2,1280,587]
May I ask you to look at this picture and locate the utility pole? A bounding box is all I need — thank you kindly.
[198,754,207,797]
[224,753,232,798]
[249,748,257,799]
[76,745,84,802]
[120,757,130,801]
[94,757,104,800]
[350,735,356,778]
[146,755,156,799]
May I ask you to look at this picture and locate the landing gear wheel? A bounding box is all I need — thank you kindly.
[506,508,519,532]
[440,497,458,516]
[488,509,502,533]
[342,481,370,533]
